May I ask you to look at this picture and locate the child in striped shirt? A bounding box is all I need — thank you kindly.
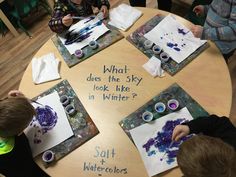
[190,0,236,61]
[48,0,110,33]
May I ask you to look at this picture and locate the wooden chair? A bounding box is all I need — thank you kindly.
[10,0,51,37]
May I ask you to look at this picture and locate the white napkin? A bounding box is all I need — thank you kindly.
[143,56,165,77]
[32,53,61,84]
[108,3,142,31]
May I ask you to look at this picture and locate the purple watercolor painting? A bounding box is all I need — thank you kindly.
[129,107,194,176]
[142,118,191,165]
[29,105,58,144]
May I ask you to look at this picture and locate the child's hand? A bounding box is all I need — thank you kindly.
[193,5,204,16]
[172,125,190,141]
[100,5,109,18]
[8,90,25,98]
[191,25,203,38]
[62,14,73,27]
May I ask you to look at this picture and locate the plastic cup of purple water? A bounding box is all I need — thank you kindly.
[160,52,170,62]
[154,102,166,113]
[144,40,153,49]
[89,40,98,49]
[152,45,162,55]
[74,49,83,58]
[65,104,76,116]
[60,95,70,107]
[167,99,179,111]
[142,111,153,122]
[42,150,55,163]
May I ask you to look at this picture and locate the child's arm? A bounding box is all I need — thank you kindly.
[201,4,236,41]
[48,0,71,33]
[172,115,234,141]
[185,115,230,135]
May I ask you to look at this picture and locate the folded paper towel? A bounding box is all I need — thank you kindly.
[143,56,165,77]
[108,3,142,31]
[32,53,61,84]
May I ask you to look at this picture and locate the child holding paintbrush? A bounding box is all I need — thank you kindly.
[172,115,236,177]
[48,0,110,33]
[0,90,50,177]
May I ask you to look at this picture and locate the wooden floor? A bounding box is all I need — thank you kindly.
[0,0,236,120]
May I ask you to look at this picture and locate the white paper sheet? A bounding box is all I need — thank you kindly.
[130,107,193,176]
[24,91,74,157]
[144,14,206,63]
[58,17,109,54]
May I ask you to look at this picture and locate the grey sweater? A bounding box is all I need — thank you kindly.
[201,0,236,54]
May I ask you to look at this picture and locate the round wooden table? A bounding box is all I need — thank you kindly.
[19,7,232,177]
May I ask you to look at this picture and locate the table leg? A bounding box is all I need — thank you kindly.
[0,9,19,37]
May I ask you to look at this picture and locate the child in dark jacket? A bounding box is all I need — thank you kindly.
[48,0,110,33]
[172,114,236,149]
[172,115,236,177]
[0,90,50,177]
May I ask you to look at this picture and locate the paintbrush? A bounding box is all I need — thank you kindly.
[160,141,174,161]
[71,16,87,20]
[31,100,45,107]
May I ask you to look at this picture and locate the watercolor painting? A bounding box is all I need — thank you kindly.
[130,107,193,176]
[29,105,58,144]
[58,17,109,55]
[144,14,206,63]
[25,91,74,157]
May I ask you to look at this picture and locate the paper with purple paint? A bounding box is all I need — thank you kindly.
[129,107,193,176]
[144,14,206,63]
[24,91,74,157]
[58,17,109,54]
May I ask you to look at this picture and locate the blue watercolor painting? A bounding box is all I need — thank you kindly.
[65,20,103,45]
[29,105,58,144]
[142,118,192,164]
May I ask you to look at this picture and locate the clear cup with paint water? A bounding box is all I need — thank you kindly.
[144,40,153,50]
[142,111,153,122]
[160,52,170,62]
[60,95,70,107]
[89,40,98,50]
[152,45,162,55]
[65,104,77,116]
[167,99,179,111]
[154,102,166,114]
[42,150,55,163]
[74,49,84,58]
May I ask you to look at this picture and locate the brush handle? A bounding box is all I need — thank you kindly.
[31,100,44,107]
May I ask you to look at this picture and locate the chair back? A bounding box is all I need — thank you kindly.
[12,0,38,17]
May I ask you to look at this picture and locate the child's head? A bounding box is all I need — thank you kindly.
[0,97,36,138]
[177,135,236,177]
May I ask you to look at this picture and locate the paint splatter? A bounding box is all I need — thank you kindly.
[29,105,58,144]
[142,118,192,165]
[178,28,189,35]
[36,105,58,132]
[65,20,103,45]
[167,42,181,51]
